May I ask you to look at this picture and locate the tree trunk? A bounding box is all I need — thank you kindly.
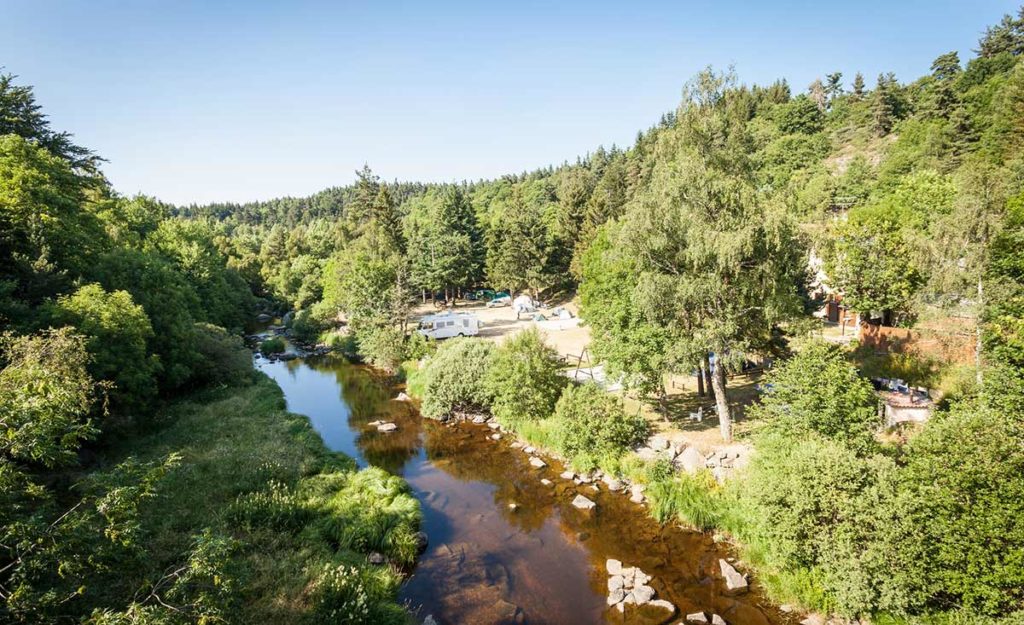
[696,366,706,397]
[976,274,984,386]
[658,382,669,423]
[710,361,732,442]
[702,354,713,396]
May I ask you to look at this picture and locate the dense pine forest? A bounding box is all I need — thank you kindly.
[4,4,1024,625]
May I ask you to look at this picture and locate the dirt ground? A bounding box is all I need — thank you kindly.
[409,298,765,454]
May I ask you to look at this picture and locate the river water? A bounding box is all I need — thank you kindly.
[254,349,794,625]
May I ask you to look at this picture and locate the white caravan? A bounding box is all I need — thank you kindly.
[417,311,480,339]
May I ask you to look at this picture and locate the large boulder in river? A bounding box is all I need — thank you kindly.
[571,494,596,510]
[718,559,748,594]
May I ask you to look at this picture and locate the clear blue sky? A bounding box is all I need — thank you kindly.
[1,1,1018,205]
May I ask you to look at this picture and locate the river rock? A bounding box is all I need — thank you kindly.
[529,457,547,469]
[686,613,709,624]
[608,575,624,591]
[601,475,624,492]
[571,494,596,510]
[256,312,272,322]
[395,392,411,401]
[414,531,429,553]
[629,484,646,504]
[676,446,706,474]
[377,422,398,433]
[490,433,501,440]
[718,559,749,594]
[540,478,553,487]
[712,615,727,625]
[800,616,826,625]
[508,502,518,511]
[523,446,536,454]
[647,599,676,617]
[487,421,501,430]
[423,616,438,625]
[632,584,656,604]
[472,414,487,424]
[510,441,524,449]
[368,420,383,427]
[368,552,386,565]
[606,558,623,575]
[561,470,576,480]
[607,588,626,606]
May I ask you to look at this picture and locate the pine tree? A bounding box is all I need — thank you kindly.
[851,72,866,100]
[872,73,896,136]
[825,71,844,106]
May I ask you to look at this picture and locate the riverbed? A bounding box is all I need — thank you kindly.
[255,349,794,625]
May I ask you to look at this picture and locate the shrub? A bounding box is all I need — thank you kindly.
[896,395,1024,616]
[355,325,406,373]
[419,338,495,419]
[50,283,159,412]
[405,331,436,361]
[258,336,285,355]
[749,340,880,453]
[289,308,325,344]
[191,322,252,386]
[485,328,567,426]
[553,383,649,471]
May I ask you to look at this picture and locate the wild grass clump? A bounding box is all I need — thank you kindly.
[310,563,408,625]
[641,459,723,531]
[226,479,310,532]
[303,468,423,567]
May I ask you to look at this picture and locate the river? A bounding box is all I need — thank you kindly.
[254,347,794,625]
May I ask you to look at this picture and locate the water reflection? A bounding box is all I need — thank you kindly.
[256,351,793,625]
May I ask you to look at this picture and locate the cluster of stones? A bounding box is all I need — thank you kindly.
[634,435,750,483]
[604,559,676,617]
[368,420,398,432]
[685,612,728,625]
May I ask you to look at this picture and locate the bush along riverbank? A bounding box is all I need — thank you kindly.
[404,335,1024,625]
[57,372,422,625]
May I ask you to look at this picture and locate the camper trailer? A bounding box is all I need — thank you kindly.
[417,311,480,340]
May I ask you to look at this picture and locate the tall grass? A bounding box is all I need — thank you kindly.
[92,374,419,624]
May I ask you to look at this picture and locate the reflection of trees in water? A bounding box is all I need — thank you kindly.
[326,361,394,423]
[313,358,422,473]
[422,422,558,533]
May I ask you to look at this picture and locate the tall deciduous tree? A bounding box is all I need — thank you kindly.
[612,69,805,441]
